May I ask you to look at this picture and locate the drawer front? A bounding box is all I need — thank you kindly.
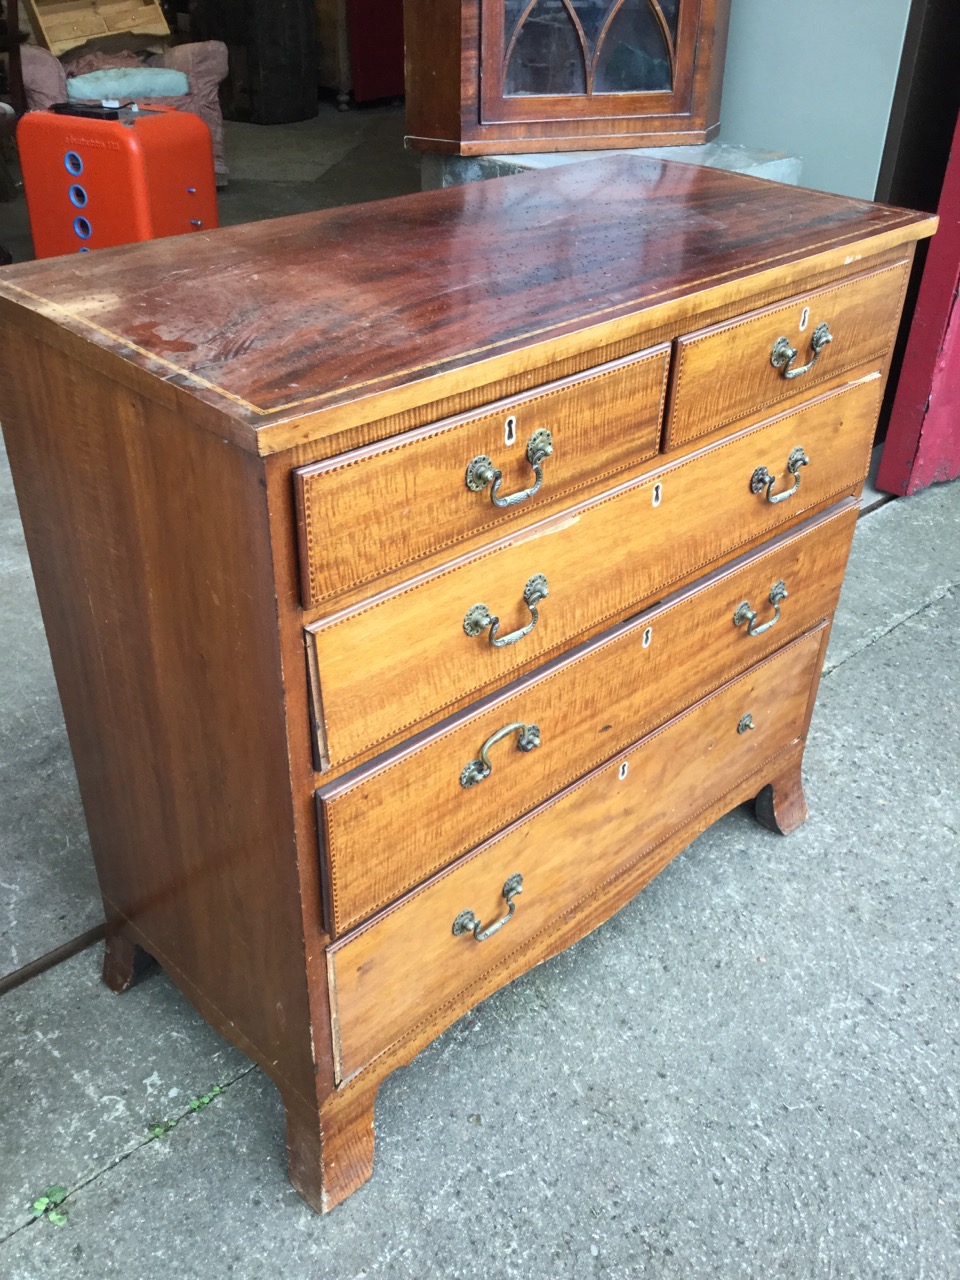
[664,258,910,450]
[295,346,669,608]
[307,375,879,769]
[327,627,829,1081]
[318,503,857,936]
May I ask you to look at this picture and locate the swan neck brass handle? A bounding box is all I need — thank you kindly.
[733,579,788,637]
[771,321,833,379]
[463,574,549,648]
[452,873,524,942]
[465,429,554,509]
[751,446,809,504]
[460,722,541,788]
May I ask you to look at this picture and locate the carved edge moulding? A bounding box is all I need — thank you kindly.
[404,0,732,154]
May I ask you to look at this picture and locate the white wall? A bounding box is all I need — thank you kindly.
[718,0,913,199]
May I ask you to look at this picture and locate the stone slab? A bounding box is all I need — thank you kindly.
[421,139,803,190]
[0,946,251,1236]
[0,443,103,980]
[1,588,957,1277]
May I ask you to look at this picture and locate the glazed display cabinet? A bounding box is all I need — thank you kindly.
[404,0,731,153]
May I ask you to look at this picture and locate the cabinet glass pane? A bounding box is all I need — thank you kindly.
[593,0,676,93]
[504,2,588,96]
[503,1,680,98]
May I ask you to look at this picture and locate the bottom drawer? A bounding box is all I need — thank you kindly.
[327,625,829,1082]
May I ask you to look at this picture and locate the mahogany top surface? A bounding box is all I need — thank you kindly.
[0,156,934,448]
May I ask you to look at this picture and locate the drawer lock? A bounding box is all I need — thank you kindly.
[452,873,524,942]
[460,721,541,788]
[751,446,809,504]
[733,579,789,637]
[770,321,833,379]
[465,429,554,509]
[464,573,549,648]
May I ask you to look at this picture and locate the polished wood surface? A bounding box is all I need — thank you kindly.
[317,504,857,936]
[0,158,936,1213]
[295,345,668,608]
[306,376,879,769]
[666,258,912,449]
[329,628,827,1082]
[0,158,935,452]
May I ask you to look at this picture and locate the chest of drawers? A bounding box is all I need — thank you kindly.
[0,158,935,1212]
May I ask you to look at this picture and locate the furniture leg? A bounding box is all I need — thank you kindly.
[283,1081,379,1214]
[101,929,155,993]
[754,757,809,835]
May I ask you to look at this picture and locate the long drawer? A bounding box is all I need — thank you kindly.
[664,257,910,450]
[295,345,669,608]
[317,503,857,936]
[327,626,829,1082]
[306,374,879,769]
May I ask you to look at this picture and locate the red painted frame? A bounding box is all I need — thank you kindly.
[877,110,959,494]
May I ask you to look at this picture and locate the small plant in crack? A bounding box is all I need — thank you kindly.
[30,1185,69,1226]
[147,1084,224,1140]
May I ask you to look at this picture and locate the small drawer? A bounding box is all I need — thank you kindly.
[306,374,879,770]
[294,345,669,608]
[317,503,858,936]
[327,627,829,1082]
[664,258,910,450]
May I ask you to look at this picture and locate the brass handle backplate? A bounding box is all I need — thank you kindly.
[464,574,548,648]
[465,429,554,509]
[460,721,541,788]
[751,446,809,504]
[452,873,524,942]
[734,579,788,637]
[770,321,833,379]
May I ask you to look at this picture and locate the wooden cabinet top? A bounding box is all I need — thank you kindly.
[0,157,935,454]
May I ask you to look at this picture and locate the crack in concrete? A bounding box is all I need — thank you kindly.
[0,1063,258,1246]
[821,582,959,679]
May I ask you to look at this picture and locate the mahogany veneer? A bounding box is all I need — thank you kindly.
[0,158,935,1212]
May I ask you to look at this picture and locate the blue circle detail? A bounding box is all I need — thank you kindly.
[77,246,90,253]
[73,216,92,240]
[64,151,83,175]
[68,185,88,208]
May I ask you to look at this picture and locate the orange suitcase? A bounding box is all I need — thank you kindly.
[18,102,218,259]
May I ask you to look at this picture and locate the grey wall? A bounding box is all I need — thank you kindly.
[719,0,913,199]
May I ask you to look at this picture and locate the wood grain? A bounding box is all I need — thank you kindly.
[295,344,668,608]
[328,627,827,1081]
[317,502,858,936]
[665,258,912,449]
[306,376,879,769]
[0,158,935,453]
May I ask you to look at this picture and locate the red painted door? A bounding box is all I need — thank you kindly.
[877,109,960,494]
[347,0,405,102]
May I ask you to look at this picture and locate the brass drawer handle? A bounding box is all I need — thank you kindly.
[452,873,523,942]
[733,579,788,636]
[770,321,833,379]
[460,721,541,788]
[751,445,809,504]
[463,573,548,648]
[465,429,554,509]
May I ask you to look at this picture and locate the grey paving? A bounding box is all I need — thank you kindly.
[0,446,101,978]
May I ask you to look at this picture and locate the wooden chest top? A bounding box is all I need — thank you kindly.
[0,156,933,451]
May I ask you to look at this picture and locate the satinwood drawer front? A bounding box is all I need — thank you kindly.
[294,346,669,608]
[664,258,910,450]
[316,503,857,936]
[306,375,879,770]
[327,627,828,1082]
